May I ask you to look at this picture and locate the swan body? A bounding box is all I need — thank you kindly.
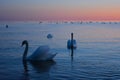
[67,39,77,49]
[22,40,57,61]
[67,33,77,49]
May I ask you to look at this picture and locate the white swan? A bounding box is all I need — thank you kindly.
[67,33,77,49]
[22,40,57,61]
[47,34,53,39]
[67,39,77,49]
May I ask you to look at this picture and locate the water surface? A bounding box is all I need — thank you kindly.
[0,22,120,80]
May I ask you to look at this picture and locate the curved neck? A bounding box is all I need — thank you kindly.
[23,42,28,61]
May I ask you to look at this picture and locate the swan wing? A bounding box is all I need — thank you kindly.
[67,39,77,49]
[73,40,77,49]
[40,52,57,60]
[67,40,71,49]
[28,45,57,61]
[28,45,50,60]
[46,52,57,60]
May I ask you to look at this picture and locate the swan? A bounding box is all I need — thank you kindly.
[67,33,77,49]
[22,40,57,61]
[67,39,77,49]
[6,24,8,28]
[47,34,53,39]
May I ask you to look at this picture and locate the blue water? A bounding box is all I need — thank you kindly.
[1,22,120,80]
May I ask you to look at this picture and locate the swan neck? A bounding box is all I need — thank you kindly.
[71,33,73,48]
[23,42,28,61]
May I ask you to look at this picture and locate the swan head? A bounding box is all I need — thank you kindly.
[22,40,28,46]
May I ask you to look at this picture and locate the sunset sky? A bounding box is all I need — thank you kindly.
[0,0,120,21]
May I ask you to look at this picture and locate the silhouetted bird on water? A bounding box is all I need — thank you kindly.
[67,33,77,57]
[67,33,77,49]
[47,34,53,39]
[6,25,8,28]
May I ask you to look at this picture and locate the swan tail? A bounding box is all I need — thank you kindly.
[46,53,57,60]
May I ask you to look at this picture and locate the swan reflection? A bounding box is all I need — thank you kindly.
[29,60,56,73]
[23,60,56,73]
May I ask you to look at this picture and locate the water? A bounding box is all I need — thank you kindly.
[1,22,120,80]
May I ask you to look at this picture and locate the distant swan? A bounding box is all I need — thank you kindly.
[67,33,77,49]
[6,24,8,28]
[47,34,53,39]
[22,40,57,61]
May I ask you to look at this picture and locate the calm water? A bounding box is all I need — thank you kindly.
[1,22,120,80]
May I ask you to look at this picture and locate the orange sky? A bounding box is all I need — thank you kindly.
[0,0,120,21]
